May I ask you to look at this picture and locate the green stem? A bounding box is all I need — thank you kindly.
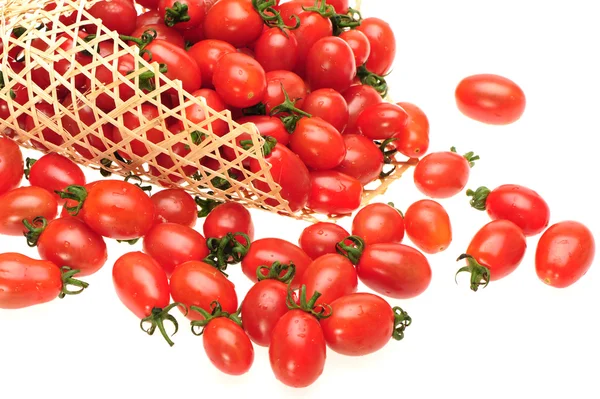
[59,267,89,299]
[302,0,335,18]
[336,235,365,265]
[203,232,251,274]
[124,173,153,193]
[190,301,239,336]
[22,217,48,247]
[357,64,389,97]
[257,261,296,284]
[378,138,398,165]
[450,146,480,168]
[331,7,363,35]
[117,238,140,245]
[455,254,491,292]
[24,158,37,179]
[241,135,278,158]
[269,85,311,133]
[286,285,332,320]
[387,202,404,218]
[140,303,187,347]
[55,185,88,216]
[241,102,267,117]
[392,306,412,341]
[466,187,491,211]
[163,2,191,27]
[253,0,300,30]
[195,196,223,218]
[100,158,113,177]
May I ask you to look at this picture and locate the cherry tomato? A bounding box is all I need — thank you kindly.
[535,221,595,288]
[457,220,527,291]
[89,45,137,111]
[300,254,358,305]
[0,187,58,236]
[137,10,162,26]
[149,126,197,184]
[130,24,185,48]
[321,293,409,356]
[170,260,238,320]
[241,238,312,288]
[301,88,349,132]
[203,0,265,47]
[143,223,209,277]
[159,0,206,30]
[357,103,409,140]
[88,0,138,35]
[143,39,203,92]
[389,102,430,158]
[0,137,23,195]
[112,105,166,159]
[405,200,452,254]
[255,27,298,72]
[328,0,348,12]
[299,222,350,260]
[335,134,384,185]
[289,117,346,170]
[60,182,98,220]
[342,84,383,134]
[468,184,550,237]
[203,202,255,243]
[188,39,237,88]
[352,203,405,246]
[261,70,308,113]
[357,18,395,75]
[236,115,290,146]
[25,103,65,151]
[357,243,432,299]
[27,154,86,205]
[213,52,267,108]
[202,316,254,375]
[339,29,370,67]
[151,189,198,227]
[179,88,229,136]
[455,74,526,125]
[413,148,478,199]
[306,36,356,93]
[181,24,206,44]
[308,171,363,215]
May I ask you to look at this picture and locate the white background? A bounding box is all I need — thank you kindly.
[1,0,600,398]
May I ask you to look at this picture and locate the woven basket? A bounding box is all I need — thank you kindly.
[0,0,415,221]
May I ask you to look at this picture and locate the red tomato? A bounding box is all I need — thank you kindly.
[241,238,312,288]
[159,0,206,30]
[0,187,58,236]
[457,220,527,291]
[357,18,396,75]
[339,29,370,67]
[130,24,185,48]
[88,0,138,35]
[335,134,384,185]
[143,223,209,277]
[352,203,405,245]
[289,117,346,170]
[27,154,86,205]
[467,184,550,237]
[203,202,255,242]
[301,88,349,132]
[321,293,410,356]
[143,39,202,92]
[299,222,350,260]
[202,316,254,375]
[188,39,237,88]
[455,74,526,125]
[342,84,383,134]
[0,137,23,195]
[203,0,265,47]
[89,45,137,111]
[308,171,363,215]
[357,102,409,140]
[149,126,197,183]
[25,103,65,151]
[357,243,432,299]
[181,24,206,44]
[170,260,238,320]
[269,310,327,388]
[306,36,356,93]
[137,10,162,26]
[255,27,298,72]
[179,88,229,136]
[213,52,267,108]
[151,189,198,227]
[535,221,595,288]
[263,70,308,113]
[236,115,290,146]
[288,6,333,76]
[328,0,349,13]
[413,148,478,199]
[60,182,98,220]
[405,200,452,254]
[300,254,358,305]
[390,102,430,158]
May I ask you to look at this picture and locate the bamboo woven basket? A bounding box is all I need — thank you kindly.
[0,0,415,221]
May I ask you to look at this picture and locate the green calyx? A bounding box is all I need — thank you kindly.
[302,0,335,18]
[387,202,404,218]
[253,0,300,31]
[22,217,48,247]
[190,301,242,336]
[257,261,296,284]
[117,238,140,245]
[164,2,191,27]
[59,267,89,299]
[195,196,223,218]
[241,102,267,117]
[55,185,88,216]
[466,186,491,211]
[286,285,332,320]
[331,7,363,35]
[269,85,312,133]
[378,138,399,178]
[241,135,278,158]
[450,146,480,168]
[203,232,252,275]
[357,64,389,97]
[392,306,412,341]
[24,158,37,179]
[140,303,187,347]
[100,158,113,177]
[455,254,491,292]
[336,235,366,265]
[124,173,153,193]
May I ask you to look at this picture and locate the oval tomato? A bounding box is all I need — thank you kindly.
[390,102,430,158]
[308,171,363,215]
[263,70,308,113]
[202,316,254,375]
[299,222,350,260]
[342,84,383,134]
[27,154,86,205]
[203,0,265,47]
[289,117,346,170]
[159,0,206,30]
[112,105,165,159]
[180,88,229,136]
[255,27,298,72]
[0,187,58,236]
[0,137,23,195]
[306,36,356,93]
[137,10,162,27]
[357,102,409,140]
[339,29,370,67]
[213,52,267,108]
[405,200,452,254]
[235,115,290,146]
[301,88,349,132]
[300,253,358,305]
[413,148,478,199]
[143,39,202,92]
[352,203,405,245]
[203,202,255,242]
[357,18,396,75]
[151,189,198,227]
[188,39,237,88]
[335,134,384,185]
[87,0,137,35]
[287,6,333,76]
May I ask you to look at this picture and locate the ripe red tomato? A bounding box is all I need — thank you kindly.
[181,24,206,44]
[0,187,58,236]
[143,223,209,277]
[170,260,238,320]
[213,52,267,108]
[308,171,363,215]
[255,27,298,72]
[27,154,86,205]
[143,39,203,92]
[306,36,356,93]
[149,126,197,184]
[263,70,308,112]
[328,0,349,13]
[389,102,430,158]
[457,220,527,291]
[188,39,237,88]
[413,148,478,199]
[342,84,383,134]
[357,102,409,140]
[89,45,137,111]
[339,29,370,67]
[159,0,206,30]
[203,0,265,47]
[151,189,198,227]
[321,293,411,356]
[0,137,23,195]
[203,202,255,242]
[137,10,162,26]
[455,74,526,125]
[59,182,98,220]
[130,24,185,48]
[301,88,349,132]
[357,243,432,299]
[25,103,65,151]
[357,18,396,75]
[287,6,333,76]
[201,316,254,375]
[300,254,358,305]
[289,117,346,170]
[467,184,550,237]
[87,0,138,35]
[335,134,384,185]
[352,203,405,245]
[299,222,350,260]
[236,115,290,146]
[179,88,229,136]
[405,200,452,254]
[535,221,595,288]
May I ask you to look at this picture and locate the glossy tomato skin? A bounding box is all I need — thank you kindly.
[137,10,162,26]
[405,200,452,254]
[289,8,333,76]
[188,39,237,88]
[241,279,289,347]
[301,89,349,132]
[320,293,394,356]
[308,171,363,215]
[0,253,62,309]
[300,254,358,305]
[255,27,298,72]
[413,151,471,199]
[235,116,290,146]
[170,261,238,320]
[28,154,86,205]
[81,180,155,240]
[299,222,350,260]
[144,39,202,92]
[336,134,384,185]
[203,317,254,375]
[38,217,108,277]
[390,102,430,158]
[0,137,23,195]
[357,18,396,75]
[0,187,58,236]
[269,310,327,388]
[484,185,550,237]
[263,70,308,112]
[159,0,206,30]
[306,37,356,93]
[535,222,595,288]
[357,244,432,299]
[143,223,209,277]
[180,88,229,136]
[203,202,255,242]
[352,203,405,245]
[342,84,383,134]
[151,189,197,227]
[203,0,264,47]
[339,29,370,67]
[455,74,526,125]
[87,0,137,35]
[213,52,267,108]
[130,24,185,48]
[241,238,312,288]
[357,103,410,141]
[328,0,349,12]
[289,117,346,170]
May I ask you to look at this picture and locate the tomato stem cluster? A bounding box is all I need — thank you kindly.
[203,232,252,275]
[466,186,491,211]
[357,65,389,97]
[302,0,335,18]
[451,146,480,168]
[331,7,363,36]
[163,2,191,27]
[195,196,223,218]
[23,157,37,179]
[190,301,242,336]
[392,306,412,341]
[124,173,153,193]
[59,266,89,299]
[336,235,366,265]
[257,261,296,284]
[56,185,88,216]
[140,302,188,347]
[241,135,278,158]
[22,216,48,247]
[455,254,491,292]
[253,0,300,31]
[286,285,332,320]
[270,85,312,133]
